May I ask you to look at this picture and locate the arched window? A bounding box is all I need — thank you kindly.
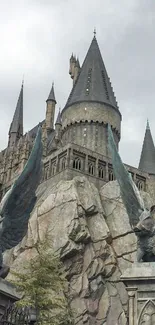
[51,163,56,176]
[73,157,81,170]
[108,170,114,181]
[88,163,94,175]
[137,180,144,191]
[44,166,49,180]
[61,157,66,170]
[98,166,104,179]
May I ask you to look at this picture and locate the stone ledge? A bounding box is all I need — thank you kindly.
[121,262,155,281]
[0,278,20,300]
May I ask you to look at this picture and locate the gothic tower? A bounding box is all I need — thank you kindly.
[8,83,23,147]
[61,35,122,156]
[139,120,155,174]
[45,83,57,133]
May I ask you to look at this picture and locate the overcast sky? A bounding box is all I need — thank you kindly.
[0,0,154,168]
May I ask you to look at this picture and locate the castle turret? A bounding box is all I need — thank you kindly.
[139,120,155,174]
[69,54,76,79]
[73,58,81,85]
[8,83,23,147]
[61,35,121,156]
[45,83,57,133]
[55,108,62,140]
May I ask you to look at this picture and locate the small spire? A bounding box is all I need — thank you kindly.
[25,131,30,142]
[55,108,62,125]
[93,27,96,38]
[75,57,80,68]
[70,53,74,62]
[139,120,155,174]
[9,82,23,135]
[46,82,57,103]
[146,119,150,130]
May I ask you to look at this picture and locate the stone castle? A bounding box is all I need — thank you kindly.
[1,34,155,200]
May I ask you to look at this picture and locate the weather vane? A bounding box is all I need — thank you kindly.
[93,27,96,37]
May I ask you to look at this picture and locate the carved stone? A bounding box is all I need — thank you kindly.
[121,263,155,325]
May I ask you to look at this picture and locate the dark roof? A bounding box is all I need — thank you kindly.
[139,120,155,174]
[28,120,45,139]
[55,109,62,125]
[65,36,118,110]
[9,84,23,135]
[46,83,56,103]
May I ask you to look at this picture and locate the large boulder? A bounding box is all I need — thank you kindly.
[4,177,151,325]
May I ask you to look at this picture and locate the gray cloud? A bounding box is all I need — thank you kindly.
[0,0,154,168]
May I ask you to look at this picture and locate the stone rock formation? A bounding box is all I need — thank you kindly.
[3,176,153,325]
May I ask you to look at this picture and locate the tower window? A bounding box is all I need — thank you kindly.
[85,68,92,95]
[73,157,81,170]
[51,162,56,176]
[88,162,94,175]
[61,157,66,170]
[137,180,144,191]
[108,170,114,181]
[98,166,105,179]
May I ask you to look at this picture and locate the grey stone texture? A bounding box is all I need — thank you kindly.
[4,177,153,325]
[121,263,155,324]
[61,101,121,155]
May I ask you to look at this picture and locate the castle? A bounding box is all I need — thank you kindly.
[1,34,155,201]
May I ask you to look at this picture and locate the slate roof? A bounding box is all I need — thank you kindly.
[46,83,56,103]
[139,120,155,174]
[9,84,23,135]
[65,36,118,110]
[55,109,62,125]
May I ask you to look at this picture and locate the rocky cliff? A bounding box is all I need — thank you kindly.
[4,176,153,325]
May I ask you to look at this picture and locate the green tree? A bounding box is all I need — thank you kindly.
[11,240,73,325]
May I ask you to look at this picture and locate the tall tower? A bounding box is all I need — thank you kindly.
[139,120,155,174]
[46,83,57,133]
[8,83,23,147]
[61,35,121,156]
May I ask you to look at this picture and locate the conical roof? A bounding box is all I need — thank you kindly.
[139,120,155,174]
[65,36,118,109]
[55,109,62,125]
[46,83,56,103]
[9,83,23,135]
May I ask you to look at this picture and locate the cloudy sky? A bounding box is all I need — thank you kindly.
[0,0,154,168]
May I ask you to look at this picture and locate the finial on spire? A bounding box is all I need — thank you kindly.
[146,119,150,130]
[22,74,24,87]
[93,27,96,38]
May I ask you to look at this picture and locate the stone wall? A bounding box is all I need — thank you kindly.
[61,101,121,155]
[4,176,153,325]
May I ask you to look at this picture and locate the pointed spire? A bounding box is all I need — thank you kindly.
[9,83,23,136]
[46,82,57,103]
[75,58,80,68]
[65,36,118,109]
[55,108,62,125]
[146,118,150,130]
[139,120,155,174]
